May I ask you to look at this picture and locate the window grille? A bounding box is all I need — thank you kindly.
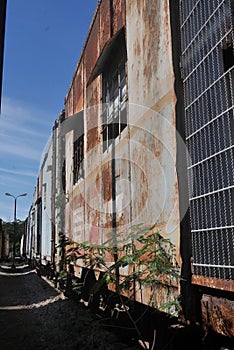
[180,0,234,280]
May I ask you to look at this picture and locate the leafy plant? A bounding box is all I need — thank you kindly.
[57,224,181,349]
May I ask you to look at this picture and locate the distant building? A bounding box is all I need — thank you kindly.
[0,219,10,259]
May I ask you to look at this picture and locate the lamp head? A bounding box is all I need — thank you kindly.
[20,193,27,197]
[5,192,12,197]
[5,192,27,198]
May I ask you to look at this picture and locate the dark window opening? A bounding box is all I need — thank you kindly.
[62,159,66,193]
[222,43,234,71]
[222,42,234,108]
[73,114,84,185]
[73,133,84,185]
[102,33,127,152]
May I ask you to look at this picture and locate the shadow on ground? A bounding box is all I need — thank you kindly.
[0,264,140,350]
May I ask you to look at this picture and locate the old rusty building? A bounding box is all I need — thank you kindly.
[25,0,234,343]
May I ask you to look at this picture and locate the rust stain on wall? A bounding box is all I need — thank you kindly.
[73,64,84,114]
[112,0,125,35]
[66,86,74,118]
[100,0,111,53]
[85,123,99,153]
[102,162,112,202]
[86,77,100,107]
[151,89,175,115]
[84,10,100,84]
[192,275,234,293]
[86,78,100,152]
[70,192,84,209]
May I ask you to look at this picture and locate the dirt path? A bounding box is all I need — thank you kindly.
[0,265,140,350]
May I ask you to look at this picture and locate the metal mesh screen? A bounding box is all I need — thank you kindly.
[180,0,234,280]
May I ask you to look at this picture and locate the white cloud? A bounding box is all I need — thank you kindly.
[0,173,36,187]
[0,97,54,161]
[1,97,54,128]
[0,97,54,220]
[0,120,46,140]
[0,167,37,177]
[0,139,43,161]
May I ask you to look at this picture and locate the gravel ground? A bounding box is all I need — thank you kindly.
[0,264,140,350]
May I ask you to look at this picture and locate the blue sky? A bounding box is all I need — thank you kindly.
[0,0,98,221]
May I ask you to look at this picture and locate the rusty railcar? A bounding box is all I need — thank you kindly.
[64,0,180,311]
[25,0,234,346]
[62,0,234,339]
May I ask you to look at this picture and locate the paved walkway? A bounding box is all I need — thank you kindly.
[0,264,139,350]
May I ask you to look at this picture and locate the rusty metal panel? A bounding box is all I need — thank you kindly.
[83,134,103,245]
[114,156,131,229]
[65,86,74,118]
[124,1,180,307]
[84,10,100,84]
[99,0,111,53]
[84,185,101,244]
[192,275,234,293]
[86,76,100,108]
[85,152,113,243]
[69,184,85,243]
[85,80,101,153]
[201,295,234,337]
[112,0,126,35]
[126,0,175,109]
[73,63,84,115]
[125,1,179,244]
[101,161,112,203]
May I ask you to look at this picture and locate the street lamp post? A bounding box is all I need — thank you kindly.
[5,192,27,268]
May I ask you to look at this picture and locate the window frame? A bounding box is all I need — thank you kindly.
[102,56,127,153]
